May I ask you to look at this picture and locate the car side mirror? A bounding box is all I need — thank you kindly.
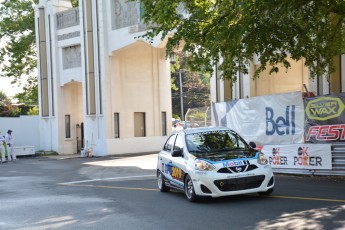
[249,142,256,149]
[172,149,183,157]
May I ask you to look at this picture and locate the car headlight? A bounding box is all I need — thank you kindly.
[195,159,216,171]
[257,152,268,165]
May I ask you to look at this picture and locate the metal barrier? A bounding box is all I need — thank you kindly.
[272,143,345,176]
[14,146,35,156]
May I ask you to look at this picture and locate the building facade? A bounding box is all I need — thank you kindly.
[35,0,172,155]
[211,56,345,102]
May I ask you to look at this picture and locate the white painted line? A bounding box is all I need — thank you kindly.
[83,154,158,170]
[59,174,156,185]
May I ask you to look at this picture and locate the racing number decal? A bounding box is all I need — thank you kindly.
[162,163,184,181]
[171,166,182,179]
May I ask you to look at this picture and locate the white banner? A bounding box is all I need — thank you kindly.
[212,91,304,145]
[261,144,332,170]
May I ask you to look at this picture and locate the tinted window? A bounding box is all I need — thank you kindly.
[174,135,184,151]
[163,134,177,151]
[161,112,167,136]
[65,115,71,138]
[186,130,248,154]
[114,113,120,138]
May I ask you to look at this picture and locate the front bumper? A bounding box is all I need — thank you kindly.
[191,165,274,197]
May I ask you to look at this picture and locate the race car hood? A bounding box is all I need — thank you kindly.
[197,148,258,162]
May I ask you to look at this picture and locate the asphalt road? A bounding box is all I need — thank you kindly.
[0,154,344,230]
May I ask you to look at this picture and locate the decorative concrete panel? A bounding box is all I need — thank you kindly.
[62,45,81,69]
[58,31,80,41]
[56,8,80,30]
[111,0,140,30]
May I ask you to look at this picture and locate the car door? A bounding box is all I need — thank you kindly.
[168,134,187,190]
[158,134,177,187]
[158,133,187,190]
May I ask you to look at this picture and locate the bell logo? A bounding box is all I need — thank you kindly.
[266,106,295,136]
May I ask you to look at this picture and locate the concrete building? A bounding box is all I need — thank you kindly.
[211,56,345,102]
[35,0,172,155]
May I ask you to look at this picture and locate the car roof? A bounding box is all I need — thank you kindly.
[180,126,232,135]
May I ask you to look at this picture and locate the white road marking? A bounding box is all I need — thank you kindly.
[59,174,156,185]
[82,154,158,170]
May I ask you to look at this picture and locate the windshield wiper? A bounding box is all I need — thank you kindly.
[188,150,207,153]
[217,147,239,152]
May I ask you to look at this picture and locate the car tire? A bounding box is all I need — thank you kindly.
[157,170,170,192]
[258,188,274,196]
[184,174,198,202]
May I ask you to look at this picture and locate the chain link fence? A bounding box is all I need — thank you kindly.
[185,106,212,128]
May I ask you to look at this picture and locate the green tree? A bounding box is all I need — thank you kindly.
[139,0,345,81]
[0,0,78,107]
[14,81,38,106]
[171,53,210,119]
[0,0,38,85]
[27,106,39,115]
[0,91,20,117]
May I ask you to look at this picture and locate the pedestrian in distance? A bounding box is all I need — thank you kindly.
[5,130,16,161]
[0,133,6,163]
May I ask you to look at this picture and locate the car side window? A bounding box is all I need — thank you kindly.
[174,135,184,151]
[163,134,177,151]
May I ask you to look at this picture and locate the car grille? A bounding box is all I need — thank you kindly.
[217,164,258,174]
[214,175,265,192]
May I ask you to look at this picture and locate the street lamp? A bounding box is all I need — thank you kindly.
[170,53,185,121]
[178,69,185,121]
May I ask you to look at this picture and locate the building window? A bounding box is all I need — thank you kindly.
[163,134,176,151]
[174,135,184,151]
[65,115,71,138]
[140,1,145,20]
[161,112,167,136]
[134,112,146,137]
[114,113,120,138]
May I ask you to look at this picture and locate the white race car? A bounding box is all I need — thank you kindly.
[157,127,274,202]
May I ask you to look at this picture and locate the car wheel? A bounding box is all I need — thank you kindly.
[258,188,274,196]
[184,174,198,202]
[157,170,170,192]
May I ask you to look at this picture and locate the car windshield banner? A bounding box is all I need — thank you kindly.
[305,92,345,143]
[262,144,332,170]
[212,91,305,145]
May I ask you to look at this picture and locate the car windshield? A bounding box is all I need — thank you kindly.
[186,130,254,159]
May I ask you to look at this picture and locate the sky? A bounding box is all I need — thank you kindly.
[0,77,23,97]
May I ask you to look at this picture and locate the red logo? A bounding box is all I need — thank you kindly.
[294,147,309,166]
[269,147,287,165]
[306,125,345,142]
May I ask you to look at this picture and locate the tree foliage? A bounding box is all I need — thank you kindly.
[171,53,210,119]
[0,91,20,117]
[0,0,38,83]
[139,0,345,81]
[27,106,39,115]
[0,0,78,106]
[14,79,38,106]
